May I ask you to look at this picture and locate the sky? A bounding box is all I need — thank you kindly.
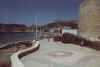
[0,0,84,26]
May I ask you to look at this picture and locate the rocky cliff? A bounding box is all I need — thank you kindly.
[79,0,100,40]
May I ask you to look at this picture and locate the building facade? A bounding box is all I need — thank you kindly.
[78,0,100,41]
[62,27,78,35]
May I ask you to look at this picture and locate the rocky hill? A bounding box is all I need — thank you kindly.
[0,20,78,32]
[41,20,78,30]
[0,24,30,32]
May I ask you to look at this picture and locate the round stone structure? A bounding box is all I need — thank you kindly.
[48,51,73,57]
[78,0,100,41]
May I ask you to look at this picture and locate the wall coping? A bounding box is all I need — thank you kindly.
[11,40,40,67]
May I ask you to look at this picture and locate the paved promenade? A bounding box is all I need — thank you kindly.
[21,39,100,67]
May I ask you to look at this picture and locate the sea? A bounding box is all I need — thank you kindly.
[0,32,40,48]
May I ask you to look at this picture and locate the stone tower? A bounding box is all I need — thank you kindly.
[78,0,100,41]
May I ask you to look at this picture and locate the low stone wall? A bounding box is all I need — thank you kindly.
[11,41,40,67]
[61,33,100,51]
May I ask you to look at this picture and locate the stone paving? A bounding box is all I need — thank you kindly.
[21,39,100,67]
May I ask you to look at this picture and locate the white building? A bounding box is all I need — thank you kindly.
[49,27,61,33]
[49,27,78,36]
[62,27,78,35]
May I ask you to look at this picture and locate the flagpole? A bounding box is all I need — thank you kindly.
[35,15,38,40]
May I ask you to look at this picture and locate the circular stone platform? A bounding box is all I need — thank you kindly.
[48,51,74,57]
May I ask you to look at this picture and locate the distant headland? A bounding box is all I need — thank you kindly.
[0,20,78,32]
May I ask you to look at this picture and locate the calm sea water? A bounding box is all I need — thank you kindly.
[0,32,40,45]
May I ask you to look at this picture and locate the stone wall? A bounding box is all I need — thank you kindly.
[78,0,100,40]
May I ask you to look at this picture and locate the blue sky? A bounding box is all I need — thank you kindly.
[0,0,84,26]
